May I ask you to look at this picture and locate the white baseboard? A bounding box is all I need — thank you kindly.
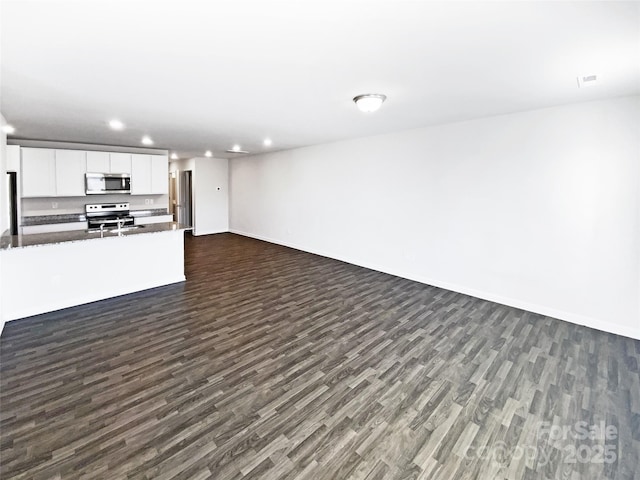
[3,275,185,323]
[230,229,640,340]
[193,229,228,236]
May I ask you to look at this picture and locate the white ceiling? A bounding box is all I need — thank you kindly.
[1,0,638,159]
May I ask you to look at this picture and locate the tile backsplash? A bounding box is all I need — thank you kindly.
[22,195,169,217]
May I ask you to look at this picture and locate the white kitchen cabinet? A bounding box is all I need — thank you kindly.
[55,149,86,196]
[110,153,132,173]
[21,147,167,198]
[22,222,87,235]
[21,148,56,197]
[86,151,110,172]
[134,214,173,225]
[6,145,21,172]
[150,155,169,194]
[131,154,168,194]
[87,151,131,174]
[131,154,152,194]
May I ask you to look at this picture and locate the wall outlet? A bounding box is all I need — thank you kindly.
[145,199,154,205]
[149,198,154,205]
[52,202,58,209]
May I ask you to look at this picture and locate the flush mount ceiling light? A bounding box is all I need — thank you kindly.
[204,150,212,158]
[108,119,124,130]
[577,74,599,88]
[2,125,15,134]
[170,153,178,160]
[263,138,272,147]
[353,93,387,113]
[226,144,249,154]
[141,135,153,145]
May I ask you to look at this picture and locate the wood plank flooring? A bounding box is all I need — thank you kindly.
[1,233,639,480]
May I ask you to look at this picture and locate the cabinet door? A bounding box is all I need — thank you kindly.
[150,155,168,194]
[55,150,87,196]
[110,153,132,174]
[134,214,173,226]
[22,222,87,234]
[131,154,152,195]
[22,148,56,197]
[86,151,110,172]
[6,145,20,171]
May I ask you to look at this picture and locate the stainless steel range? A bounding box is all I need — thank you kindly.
[85,203,134,231]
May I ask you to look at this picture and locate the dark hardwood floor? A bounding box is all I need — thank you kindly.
[1,233,639,479]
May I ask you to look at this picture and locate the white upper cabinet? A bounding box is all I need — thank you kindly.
[131,154,152,195]
[22,148,56,197]
[86,151,110,172]
[110,153,132,174]
[55,149,86,196]
[150,155,169,194]
[21,147,167,198]
[131,154,168,195]
[86,151,131,173]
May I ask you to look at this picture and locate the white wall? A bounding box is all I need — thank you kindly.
[0,114,8,236]
[230,96,640,340]
[171,157,228,236]
[0,114,7,335]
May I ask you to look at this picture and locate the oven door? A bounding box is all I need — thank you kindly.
[86,173,131,194]
[88,216,134,230]
[104,175,130,194]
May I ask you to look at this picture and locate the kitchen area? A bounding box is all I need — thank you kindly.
[0,141,191,326]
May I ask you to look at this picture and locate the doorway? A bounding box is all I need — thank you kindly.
[6,172,18,235]
[177,170,193,230]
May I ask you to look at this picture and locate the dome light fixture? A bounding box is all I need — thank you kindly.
[353,93,387,113]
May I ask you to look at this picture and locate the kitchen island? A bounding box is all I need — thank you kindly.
[0,222,189,323]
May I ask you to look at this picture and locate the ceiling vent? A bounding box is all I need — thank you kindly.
[577,74,599,88]
[225,149,249,154]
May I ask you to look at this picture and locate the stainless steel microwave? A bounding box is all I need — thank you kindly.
[85,173,131,195]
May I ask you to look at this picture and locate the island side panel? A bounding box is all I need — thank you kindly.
[0,230,185,322]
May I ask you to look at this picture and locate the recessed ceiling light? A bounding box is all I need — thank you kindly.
[353,93,387,113]
[141,135,153,145]
[577,74,599,88]
[170,153,178,160]
[263,138,272,147]
[2,125,15,134]
[232,144,241,152]
[109,119,125,130]
[205,150,212,157]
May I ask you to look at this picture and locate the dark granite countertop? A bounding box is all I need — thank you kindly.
[21,209,170,226]
[1,222,190,250]
[129,209,171,218]
[21,214,86,226]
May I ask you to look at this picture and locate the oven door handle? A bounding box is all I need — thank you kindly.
[92,218,121,224]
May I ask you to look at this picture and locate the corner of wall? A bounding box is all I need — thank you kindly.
[0,112,8,334]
